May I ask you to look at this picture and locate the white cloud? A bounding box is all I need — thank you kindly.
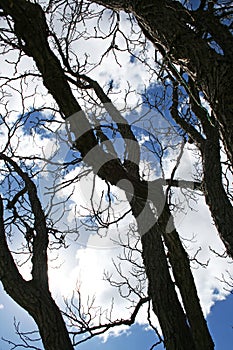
[174,194,233,316]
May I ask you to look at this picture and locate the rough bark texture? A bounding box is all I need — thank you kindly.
[201,127,233,256]
[94,0,233,166]
[130,199,196,350]
[188,83,233,257]
[127,182,214,350]
[170,81,233,258]
[160,204,214,350]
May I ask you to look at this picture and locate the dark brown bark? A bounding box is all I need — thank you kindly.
[93,0,233,166]
[29,288,74,350]
[128,179,213,350]
[159,204,214,350]
[130,199,196,350]
[201,128,233,257]
[170,79,233,258]
[188,82,233,258]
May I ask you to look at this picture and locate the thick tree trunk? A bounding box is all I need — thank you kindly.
[0,196,74,350]
[29,288,74,350]
[128,183,214,350]
[160,204,214,350]
[130,199,196,350]
[201,127,233,257]
[2,282,74,350]
[170,81,233,259]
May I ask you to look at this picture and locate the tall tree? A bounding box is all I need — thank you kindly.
[0,1,232,349]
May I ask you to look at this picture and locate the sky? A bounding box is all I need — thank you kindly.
[0,0,233,349]
[1,285,233,349]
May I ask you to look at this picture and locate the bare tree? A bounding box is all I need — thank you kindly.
[0,153,74,350]
[0,1,232,350]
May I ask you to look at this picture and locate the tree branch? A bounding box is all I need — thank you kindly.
[0,153,48,288]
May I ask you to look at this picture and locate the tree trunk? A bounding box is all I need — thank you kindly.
[0,196,74,350]
[201,127,233,257]
[170,79,233,259]
[131,199,196,350]
[29,287,75,350]
[128,183,214,350]
[160,204,214,350]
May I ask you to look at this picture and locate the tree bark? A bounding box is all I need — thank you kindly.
[128,183,214,350]
[188,81,233,257]
[160,204,214,350]
[170,81,233,258]
[130,199,196,350]
[201,127,233,257]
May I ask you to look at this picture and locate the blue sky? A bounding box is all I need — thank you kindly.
[0,284,233,349]
[207,293,233,350]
